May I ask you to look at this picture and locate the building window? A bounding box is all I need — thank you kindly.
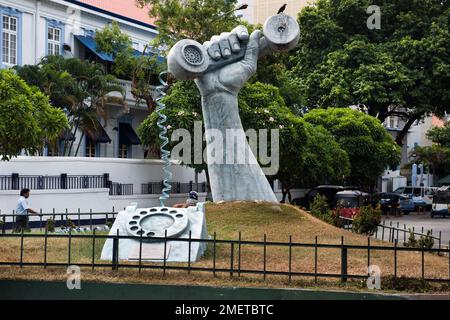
[85,139,97,158]
[46,19,64,56]
[119,144,129,159]
[47,26,61,55]
[2,15,17,65]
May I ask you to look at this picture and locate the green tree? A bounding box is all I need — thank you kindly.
[138,81,350,200]
[15,55,124,156]
[292,0,450,146]
[410,123,450,179]
[95,21,163,114]
[136,0,243,50]
[303,108,400,190]
[0,69,68,160]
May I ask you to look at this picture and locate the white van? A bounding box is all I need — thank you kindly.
[393,186,438,210]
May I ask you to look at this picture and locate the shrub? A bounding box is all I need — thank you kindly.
[404,230,418,248]
[404,230,434,250]
[46,219,55,232]
[418,231,434,250]
[352,206,381,235]
[66,218,76,229]
[310,194,329,216]
[310,194,335,224]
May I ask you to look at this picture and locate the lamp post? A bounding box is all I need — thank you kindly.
[217,3,249,19]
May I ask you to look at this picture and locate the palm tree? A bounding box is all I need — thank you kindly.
[16,55,125,156]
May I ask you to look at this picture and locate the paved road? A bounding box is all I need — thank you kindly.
[378,212,450,246]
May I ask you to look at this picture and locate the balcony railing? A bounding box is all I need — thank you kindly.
[0,174,108,191]
[108,79,157,108]
[141,182,207,195]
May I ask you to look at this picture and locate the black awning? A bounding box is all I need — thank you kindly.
[84,120,111,144]
[119,123,141,145]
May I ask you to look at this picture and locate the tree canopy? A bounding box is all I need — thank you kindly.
[291,0,450,145]
[411,123,450,179]
[138,81,351,196]
[15,55,125,156]
[95,21,163,113]
[136,0,244,50]
[0,69,68,160]
[303,108,400,189]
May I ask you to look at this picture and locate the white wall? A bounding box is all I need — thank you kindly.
[0,188,207,216]
[0,156,205,183]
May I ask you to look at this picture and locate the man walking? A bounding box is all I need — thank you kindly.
[14,188,37,233]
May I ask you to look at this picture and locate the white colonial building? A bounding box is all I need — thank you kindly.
[0,0,161,159]
[0,0,213,214]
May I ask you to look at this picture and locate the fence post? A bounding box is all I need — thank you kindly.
[44,226,48,269]
[163,230,167,276]
[341,236,347,283]
[139,232,143,273]
[230,242,234,278]
[213,232,216,277]
[92,229,96,270]
[188,230,192,274]
[367,237,371,275]
[20,228,24,268]
[394,240,398,279]
[39,209,43,232]
[61,173,67,189]
[421,245,425,281]
[112,229,119,270]
[263,234,267,280]
[315,236,318,283]
[288,235,292,283]
[238,232,241,277]
[2,215,5,234]
[68,228,72,266]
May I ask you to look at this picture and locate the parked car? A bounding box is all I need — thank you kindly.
[291,185,358,209]
[431,186,450,218]
[334,190,370,218]
[393,186,437,211]
[371,192,415,215]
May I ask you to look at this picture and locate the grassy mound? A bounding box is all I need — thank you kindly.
[0,202,448,293]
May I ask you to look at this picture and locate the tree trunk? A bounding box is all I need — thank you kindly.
[74,131,85,157]
[396,116,419,147]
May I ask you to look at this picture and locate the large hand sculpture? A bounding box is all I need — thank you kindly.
[168,14,300,203]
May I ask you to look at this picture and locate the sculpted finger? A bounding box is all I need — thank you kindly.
[219,32,232,58]
[244,29,262,64]
[232,25,249,41]
[204,40,221,61]
[228,32,241,53]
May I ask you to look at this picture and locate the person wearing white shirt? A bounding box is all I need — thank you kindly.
[14,188,38,233]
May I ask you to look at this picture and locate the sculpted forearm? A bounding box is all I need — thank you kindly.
[202,93,278,202]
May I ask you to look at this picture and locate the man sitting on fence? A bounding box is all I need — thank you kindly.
[173,191,199,209]
[14,188,38,233]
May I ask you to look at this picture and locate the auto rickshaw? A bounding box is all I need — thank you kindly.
[334,190,370,218]
[431,186,450,218]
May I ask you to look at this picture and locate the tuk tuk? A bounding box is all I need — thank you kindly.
[431,186,450,218]
[334,190,370,218]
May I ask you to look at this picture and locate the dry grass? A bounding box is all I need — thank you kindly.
[0,202,448,293]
